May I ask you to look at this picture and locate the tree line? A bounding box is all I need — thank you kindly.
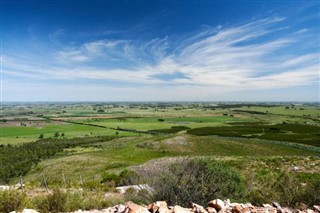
[0,136,115,184]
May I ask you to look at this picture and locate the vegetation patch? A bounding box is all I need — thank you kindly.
[149,126,190,134]
[187,123,320,147]
[0,136,115,184]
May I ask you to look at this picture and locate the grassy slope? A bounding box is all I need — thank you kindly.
[21,134,319,185]
[2,104,319,186]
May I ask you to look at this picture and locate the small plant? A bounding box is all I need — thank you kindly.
[54,132,60,138]
[0,190,27,213]
[39,133,44,139]
[101,172,120,186]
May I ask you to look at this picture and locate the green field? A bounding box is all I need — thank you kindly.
[1,102,320,204]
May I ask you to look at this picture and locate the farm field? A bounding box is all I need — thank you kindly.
[0,102,319,208]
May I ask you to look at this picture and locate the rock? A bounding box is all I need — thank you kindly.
[225,199,231,208]
[292,166,300,172]
[271,202,285,213]
[282,208,292,213]
[0,185,10,191]
[115,204,127,213]
[148,201,169,213]
[190,202,207,213]
[208,199,225,211]
[173,205,191,213]
[263,204,273,208]
[22,209,40,213]
[206,207,217,213]
[240,207,251,213]
[313,206,320,213]
[306,210,314,213]
[297,203,308,211]
[272,202,281,209]
[125,202,149,213]
[243,203,254,209]
[232,205,243,213]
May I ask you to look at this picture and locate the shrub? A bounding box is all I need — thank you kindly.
[136,157,246,206]
[31,190,124,212]
[0,190,27,213]
[124,187,149,204]
[44,189,68,213]
[303,178,320,206]
[245,169,314,207]
[101,172,120,186]
[118,169,140,186]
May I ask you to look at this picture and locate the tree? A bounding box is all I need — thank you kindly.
[39,133,44,139]
[54,132,60,138]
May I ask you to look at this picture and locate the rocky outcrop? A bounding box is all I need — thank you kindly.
[15,199,320,213]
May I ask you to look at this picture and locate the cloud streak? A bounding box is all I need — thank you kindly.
[2,17,319,99]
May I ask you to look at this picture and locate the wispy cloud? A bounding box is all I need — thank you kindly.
[2,16,319,99]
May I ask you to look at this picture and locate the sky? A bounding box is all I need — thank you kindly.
[1,0,319,102]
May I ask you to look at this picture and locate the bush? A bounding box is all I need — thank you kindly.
[136,157,246,206]
[118,169,139,186]
[124,187,149,204]
[33,189,68,213]
[245,169,320,207]
[302,178,320,206]
[0,190,27,213]
[101,172,120,186]
[31,190,124,212]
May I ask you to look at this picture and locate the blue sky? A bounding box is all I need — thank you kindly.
[1,1,319,101]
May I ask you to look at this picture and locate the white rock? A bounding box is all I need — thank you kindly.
[224,199,231,207]
[190,202,207,213]
[173,205,191,213]
[22,209,40,213]
[0,185,10,191]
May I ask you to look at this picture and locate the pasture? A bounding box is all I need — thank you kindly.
[0,102,319,191]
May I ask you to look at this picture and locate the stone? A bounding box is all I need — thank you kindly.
[173,205,191,213]
[206,207,217,213]
[297,203,308,211]
[232,205,243,213]
[292,166,300,172]
[125,202,149,213]
[240,207,251,213]
[225,199,231,208]
[22,210,40,213]
[313,206,320,213]
[190,202,207,213]
[115,204,127,213]
[148,201,169,213]
[282,208,292,213]
[0,185,10,191]
[271,202,284,213]
[208,199,225,211]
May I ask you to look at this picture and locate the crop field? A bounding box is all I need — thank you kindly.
[0,102,319,207]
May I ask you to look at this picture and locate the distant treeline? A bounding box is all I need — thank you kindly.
[0,136,115,184]
[187,123,320,147]
[232,110,267,115]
